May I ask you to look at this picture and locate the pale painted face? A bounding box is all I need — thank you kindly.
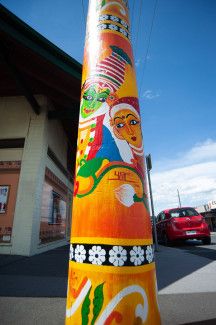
[113,108,142,148]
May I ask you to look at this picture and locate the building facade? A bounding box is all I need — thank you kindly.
[0,5,81,256]
[196,201,216,232]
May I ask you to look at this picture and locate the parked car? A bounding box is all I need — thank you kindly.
[156,207,211,245]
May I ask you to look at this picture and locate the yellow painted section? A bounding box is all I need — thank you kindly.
[66,0,161,324]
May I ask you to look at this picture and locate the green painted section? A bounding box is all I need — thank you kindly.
[91,283,104,325]
[81,287,91,325]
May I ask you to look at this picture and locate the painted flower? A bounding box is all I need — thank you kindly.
[114,184,135,207]
[109,245,127,266]
[121,19,128,28]
[89,245,106,265]
[119,28,127,36]
[130,246,145,266]
[108,24,118,31]
[99,14,109,21]
[98,23,107,30]
[110,15,119,22]
[146,245,154,263]
[74,244,86,263]
[69,244,74,261]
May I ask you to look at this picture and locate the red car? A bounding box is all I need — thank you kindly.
[156,207,211,245]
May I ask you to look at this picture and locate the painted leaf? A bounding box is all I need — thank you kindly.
[81,287,91,325]
[101,0,106,7]
[91,283,104,325]
[78,158,103,178]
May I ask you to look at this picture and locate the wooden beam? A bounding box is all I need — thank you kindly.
[0,138,25,149]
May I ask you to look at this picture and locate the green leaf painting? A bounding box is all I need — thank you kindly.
[81,287,91,325]
[78,158,104,178]
[91,283,104,325]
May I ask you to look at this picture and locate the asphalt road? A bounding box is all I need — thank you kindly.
[173,233,216,259]
[0,234,215,324]
[157,233,216,324]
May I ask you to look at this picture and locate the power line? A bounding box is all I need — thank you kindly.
[133,0,143,57]
[81,0,86,18]
[81,0,86,39]
[130,0,135,34]
[139,0,158,95]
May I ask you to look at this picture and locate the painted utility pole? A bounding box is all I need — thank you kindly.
[66,1,161,324]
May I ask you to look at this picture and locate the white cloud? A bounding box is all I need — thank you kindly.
[155,139,216,171]
[150,139,216,214]
[142,89,160,100]
[135,58,141,67]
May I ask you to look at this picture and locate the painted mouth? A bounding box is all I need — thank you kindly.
[131,137,137,141]
[84,108,94,114]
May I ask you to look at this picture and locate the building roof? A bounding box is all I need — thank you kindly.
[0,4,82,148]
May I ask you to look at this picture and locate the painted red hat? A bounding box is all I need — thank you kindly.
[109,96,140,118]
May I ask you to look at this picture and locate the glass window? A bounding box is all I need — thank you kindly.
[0,185,9,214]
[39,181,67,244]
[0,170,20,244]
[157,213,161,222]
[169,208,199,218]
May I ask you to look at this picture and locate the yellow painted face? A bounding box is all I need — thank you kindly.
[113,108,143,148]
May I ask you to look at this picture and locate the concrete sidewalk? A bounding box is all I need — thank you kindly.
[156,244,216,324]
[0,243,216,324]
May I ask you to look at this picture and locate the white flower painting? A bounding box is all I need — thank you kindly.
[130,246,145,266]
[114,184,135,207]
[74,244,86,263]
[109,245,127,266]
[146,246,154,263]
[89,245,106,265]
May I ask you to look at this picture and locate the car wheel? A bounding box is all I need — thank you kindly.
[202,237,211,245]
[163,233,171,246]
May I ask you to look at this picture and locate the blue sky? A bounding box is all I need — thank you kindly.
[1,0,216,212]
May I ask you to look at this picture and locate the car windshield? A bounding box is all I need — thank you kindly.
[169,208,199,218]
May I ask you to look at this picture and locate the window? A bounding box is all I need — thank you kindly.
[169,208,199,218]
[39,182,67,244]
[157,213,161,222]
[49,191,66,225]
[0,185,9,214]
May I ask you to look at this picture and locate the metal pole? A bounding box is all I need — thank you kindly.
[177,189,182,208]
[146,156,159,252]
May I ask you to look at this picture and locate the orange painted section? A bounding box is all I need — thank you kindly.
[66,1,161,324]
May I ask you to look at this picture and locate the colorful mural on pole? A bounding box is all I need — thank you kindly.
[66,0,161,324]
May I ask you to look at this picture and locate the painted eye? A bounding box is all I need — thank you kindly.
[116,123,124,128]
[83,95,93,101]
[130,120,139,125]
[97,97,106,102]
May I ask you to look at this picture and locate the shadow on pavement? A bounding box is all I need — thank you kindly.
[181,318,216,324]
[174,240,216,260]
[1,238,216,298]
[0,245,70,297]
[155,238,216,291]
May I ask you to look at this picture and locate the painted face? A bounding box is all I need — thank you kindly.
[113,108,142,148]
[81,86,110,118]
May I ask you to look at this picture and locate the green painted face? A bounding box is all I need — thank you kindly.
[81,86,110,118]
